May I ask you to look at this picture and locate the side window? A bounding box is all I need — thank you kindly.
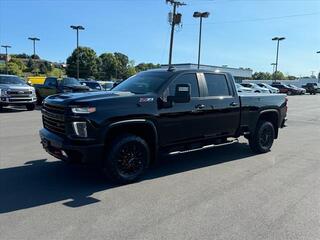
[45,78,57,87]
[204,74,231,97]
[169,74,200,98]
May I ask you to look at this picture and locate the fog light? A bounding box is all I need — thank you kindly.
[72,122,87,137]
[61,150,68,158]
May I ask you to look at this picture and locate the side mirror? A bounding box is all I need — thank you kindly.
[171,84,191,103]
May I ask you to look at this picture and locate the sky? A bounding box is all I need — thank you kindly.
[0,0,319,76]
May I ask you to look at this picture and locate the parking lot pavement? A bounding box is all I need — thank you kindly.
[0,95,320,240]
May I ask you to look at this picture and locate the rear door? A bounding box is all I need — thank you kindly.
[201,73,241,138]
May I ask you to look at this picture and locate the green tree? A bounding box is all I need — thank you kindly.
[47,68,64,78]
[66,47,98,79]
[273,71,286,80]
[7,62,23,76]
[135,63,161,72]
[114,52,129,79]
[39,62,48,74]
[98,53,118,80]
[252,72,272,80]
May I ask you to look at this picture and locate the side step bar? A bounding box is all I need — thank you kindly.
[168,139,239,155]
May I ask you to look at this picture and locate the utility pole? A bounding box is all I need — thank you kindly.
[70,25,85,79]
[272,37,285,81]
[166,0,186,69]
[1,45,11,74]
[271,63,276,75]
[193,11,210,69]
[317,51,320,80]
[28,37,40,58]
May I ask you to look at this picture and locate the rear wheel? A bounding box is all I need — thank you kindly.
[249,120,275,153]
[103,134,150,184]
[26,103,35,111]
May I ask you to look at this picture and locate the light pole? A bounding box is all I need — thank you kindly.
[166,0,186,69]
[317,51,320,80]
[193,11,210,69]
[28,37,40,58]
[271,63,276,74]
[70,25,85,79]
[1,45,11,74]
[272,37,285,81]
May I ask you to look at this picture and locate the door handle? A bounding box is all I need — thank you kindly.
[195,104,206,110]
[230,102,238,107]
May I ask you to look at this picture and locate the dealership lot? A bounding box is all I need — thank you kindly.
[0,95,320,240]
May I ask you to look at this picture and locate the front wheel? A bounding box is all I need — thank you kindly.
[26,103,36,111]
[103,134,150,184]
[249,120,275,153]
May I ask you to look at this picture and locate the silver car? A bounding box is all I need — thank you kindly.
[257,83,280,94]
[240,83,270,93]
[0,74,37,111]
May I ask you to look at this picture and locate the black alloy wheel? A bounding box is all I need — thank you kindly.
[249,120,275,153]
[104,134,150,184]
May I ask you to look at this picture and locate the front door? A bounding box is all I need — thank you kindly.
[157,73,207,147]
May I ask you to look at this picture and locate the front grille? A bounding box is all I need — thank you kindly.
[42,103,66,135]
[7,90,32,96]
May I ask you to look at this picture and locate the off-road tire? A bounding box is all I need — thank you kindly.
[249,120,275,154]
[103,134,150,184]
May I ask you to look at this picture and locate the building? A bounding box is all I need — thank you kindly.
[161,63,253,81]
[0,53,11,63]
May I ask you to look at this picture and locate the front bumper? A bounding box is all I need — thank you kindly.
[0,96,37,105]
[39,128,104,164]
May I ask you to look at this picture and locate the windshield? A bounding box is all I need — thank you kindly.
[82,81,101,90]
[61,78,81,86]
[0,75,26,85]
[112,71,173,94]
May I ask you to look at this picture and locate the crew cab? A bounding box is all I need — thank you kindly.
[34,77,90,104]
[0,74,37,111]
[39,69,287,183]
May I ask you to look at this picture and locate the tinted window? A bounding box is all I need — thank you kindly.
[113,71,174,94]
[169,74,200,98]
[45,78,57,87]
[61,78,81,86]
[205,74,231,96]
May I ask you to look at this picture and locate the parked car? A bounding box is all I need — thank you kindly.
[0,74,37,111]
[98,81,115,91]
[80,80,103,91]
[235,83,252,93]
[271,83,300,95]
[40,69,287,184]
[287,84,306,95]
[34,77,90,104]
[257,83,279,94]
[240,83,270,93]
[302,83,320,95]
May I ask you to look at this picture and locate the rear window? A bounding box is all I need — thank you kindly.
[204,74,231,96]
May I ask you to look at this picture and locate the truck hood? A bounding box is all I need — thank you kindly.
[0,83,34,91]
[63,85,90,91]
[45,91,139,105]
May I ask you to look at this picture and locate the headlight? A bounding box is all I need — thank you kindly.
[72,122,87,137]
[0,88,9,96]
[71,107,96,114]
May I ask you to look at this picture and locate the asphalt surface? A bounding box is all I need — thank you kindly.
[0,95,320,240]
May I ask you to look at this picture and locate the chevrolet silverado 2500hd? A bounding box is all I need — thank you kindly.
[40,69,287,183]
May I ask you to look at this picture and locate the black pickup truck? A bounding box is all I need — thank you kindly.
[39,69,287,183]
[34,77,89,104]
